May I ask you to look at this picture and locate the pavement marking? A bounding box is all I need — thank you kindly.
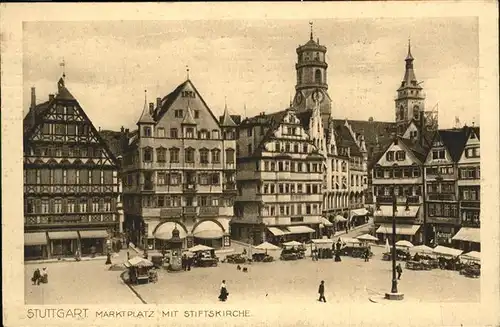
[120,271,148,304]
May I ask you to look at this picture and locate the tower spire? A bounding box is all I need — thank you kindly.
[60,58,66,79]
[186,65,190,80]
[406,38,414,61]
[309,21,313,40]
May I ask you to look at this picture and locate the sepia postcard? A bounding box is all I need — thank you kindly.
[1,2,499,327]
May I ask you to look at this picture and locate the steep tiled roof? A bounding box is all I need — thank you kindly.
[100,130,124,158]
[220,105,237,127]
[155,81,188,120]
[254,109,289,153]
[436,129,468,162]
[23,101,50,135]
[333,119,395,150]
[399,137,428,163]
[334,124,362,157]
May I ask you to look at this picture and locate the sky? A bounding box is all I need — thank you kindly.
[23,18,479,131]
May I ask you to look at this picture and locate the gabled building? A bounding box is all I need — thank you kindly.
[372,136,427,244]
[232,104,326,245]
[23,77,120,260]
[121,79,237,250]
[452,126,480,251]
[423,128,468,246]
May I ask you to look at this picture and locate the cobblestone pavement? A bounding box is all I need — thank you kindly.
[133,243,479,304]
[24,250,142,305]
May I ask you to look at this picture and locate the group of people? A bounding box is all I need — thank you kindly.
[31,267,48,285]
[181,254,193,271]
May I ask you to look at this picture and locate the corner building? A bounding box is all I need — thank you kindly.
[23,77,120,260]
[121,79,237,250]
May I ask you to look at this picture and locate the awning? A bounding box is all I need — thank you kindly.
[286,225,315,234]
[376,224,420,236]
[334,215,347,222]
[193,220,224,239]
[79,230,108,239]
[351,208,369,217]
[374,205,419,218]
[311,238,333,245]
[433,245,463,257]
[146,221,160,238]
[154,222,187,240]
[452,227,480,243]
[48,231,78,240]
[267,227,290,236]
[24,232,48,246]
[320,217,333,226]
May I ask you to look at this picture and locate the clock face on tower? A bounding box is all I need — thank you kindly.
[294,91,304,105]
[311,89,324,103]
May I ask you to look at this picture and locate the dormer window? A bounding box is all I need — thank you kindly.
[170,128,178,138]
[396,151,406,161]
[386,151,395,161]
[185,128,194,139]
[143,127,152,137]
[432,150,445,160]
[157,128,165,138]
[199,130,209,139]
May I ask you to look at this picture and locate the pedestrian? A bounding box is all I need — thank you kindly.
[127,251,130,261]
[31,268,41,285]
[364,247,370,262]
[182,254,187,271]
[75,249,81,262]
[41,267,48,284]
[396,263,403,280]
[318,280,326,302]
[187,256,192,271]
[218,280,229,302]
[105,252,112,265]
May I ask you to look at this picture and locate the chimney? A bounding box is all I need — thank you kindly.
[149,102,154,116]
[49,94,55,102]
[30,87,36,110]
[156,97,161,108]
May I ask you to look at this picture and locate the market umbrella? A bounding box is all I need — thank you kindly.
[395,240,414,248]
[409,244,434,255]
[339,237,360,244]
[283,241,302,247]
[188,244,214,252]
[356,234,379,242]
[254,242,281,251]
[124,256,154,268]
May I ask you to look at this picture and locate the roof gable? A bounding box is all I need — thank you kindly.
[375,137,423,167]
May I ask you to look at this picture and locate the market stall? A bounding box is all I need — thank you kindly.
[459,251,480,278]
[433,245,463,270]
[124,256,156,284]
[188,244,218,267]
[356,234,379,243]
[280,240,305,259]
[253,242,279,262]
[311,239,334,259]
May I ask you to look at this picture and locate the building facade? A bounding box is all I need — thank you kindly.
[23,77,120,260]
[232,104,326,245]
[121,79,237,250]
[423,129,468,246]
[453,126,480,251]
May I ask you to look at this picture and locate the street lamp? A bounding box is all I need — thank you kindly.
[377,183,405,300]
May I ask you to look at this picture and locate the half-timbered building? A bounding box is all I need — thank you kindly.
[23,77,120,260]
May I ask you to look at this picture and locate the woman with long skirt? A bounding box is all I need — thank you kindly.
[218,280,228,301]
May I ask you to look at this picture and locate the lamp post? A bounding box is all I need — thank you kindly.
[377,183,404,300]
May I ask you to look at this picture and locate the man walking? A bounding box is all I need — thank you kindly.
[396,263,403,280]
[318,280,326,302]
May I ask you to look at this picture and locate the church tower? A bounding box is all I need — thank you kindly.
[395,40,426,135]
[293,22,332,125]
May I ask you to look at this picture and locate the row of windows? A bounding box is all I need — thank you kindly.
[143,126,235,140]
[332,159,348,172]
[426,165,454,175]
[427,203,458,218]
[124,195,233,208]
[41,123,90,137]
[373,167,421,179]
[29,144,102,158]
[259,161,322,173]
[350,175,365,187]
[260,183,323,195]
[125,171,234,186]
[274,142,311,154]
[52,104,77,115]
[432,149,446,160]
[374,186,422,196]
[25,198,115,214]
[262,203,321,217]
[142,148,235,164]
[426,182,455,194]
[25,169,114,185]
[459,167,480,179]
[460,187,480,201]
[464,147,480,158]
[461,210,480,224]
[385,150,406,162]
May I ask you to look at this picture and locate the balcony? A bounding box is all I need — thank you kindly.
[375,195,421,205]
[223,182,237,194]
[460,201,480,209]
[199,206,219,217]
[427,193,457,201]
[160,208,183,218]
[183,183,197,193]
[142,182,155,192]
[24,213,117,226]
[183,206,197,217]
[461,220,480,228]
